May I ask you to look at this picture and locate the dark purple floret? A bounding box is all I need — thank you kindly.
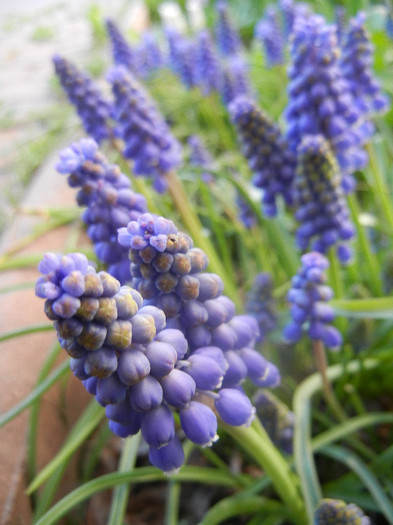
[235,190,257,229]
[187,135,214,183]
[194,30,222,95]
[246,272,277,341]
[255,6,285,67]
[220,57,252,107]
[166,28,198,89]
[53,55,112,144]
[108,66,182,192]
[339,12,389,117]
[106,19,139,74]
[57,138,147,284]
[293,135,354,263]
[215,1,242,57]
[314,498,371,524]
[285,14,371,193]
[283,252,342,349]
[229,96,296,217]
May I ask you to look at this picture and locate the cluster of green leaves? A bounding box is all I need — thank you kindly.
[1,1,393,524]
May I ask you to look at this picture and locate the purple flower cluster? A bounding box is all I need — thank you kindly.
[285,14,370,193]
[246,272,277,342]
[53,55,112,144]
[253,390,294,454]
[283,252,342,350]
[220,57,252,107]
[229,96,296,217]
[188,135,214,183]
[279,0,311,39]
[194,30,222,96]
[36,252,257,473]
[235,190,258,229]
[215,1,242,57]
[339,12,389,117]
[166,28,197,89]
[294,135,354,263]
[255,6,285,67]
[108,66,182,193]
[56,138,147,284]
[135,32,165,79]
[314,498,371,525]
[106,19,139,74]
[118,213,281,393]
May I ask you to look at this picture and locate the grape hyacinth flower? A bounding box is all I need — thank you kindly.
[334,6,346,44]
[246,272,277,341]
[36,252,260,472]
[135,32,165,79]
[235,190,257,229]
[339,12,389,117]
[194,30,222,95]
[188,135,214,183]
[106,19,139,74]
[285,14,370,193]
[229,96,296,217]
[56,138,147,284]
[118,213,281,393]
[253,390,294,454]
[108,66,182,193]
[215,1,242,57]
[53,55,112,144]
[279,0,311,40]
[220,57,252,107]
[294,135,354,263]
[314,498,371,524]
[166,28,198,89]
[255,6,285,67]
[283,252,342,350]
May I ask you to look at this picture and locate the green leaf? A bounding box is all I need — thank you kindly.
[331,297,393,319]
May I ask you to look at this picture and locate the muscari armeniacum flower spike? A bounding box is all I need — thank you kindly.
[166,28,198,89]
[105,19,139,75]
[314,498,371,524]
[246,272,277,342]
[56,138,147,284]
[188,135,214,183]
[285,13,370,194]
[118,212,281,424]
[53,55,113,144]
[279,0,311,40]
[229,96,296,217]
[283,252,342,350]
[194,30,222,96]
[108,66,182,193]
[215,1,242,57]
[135,31,166,79]
[293,134,354,263]
[220,57,253,107]
[36,252,255,473]
[255,6,285,68]
[339,11,389,117]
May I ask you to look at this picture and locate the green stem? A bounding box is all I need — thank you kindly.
[223,420,307,525]
[0,323,53,343]
[313,340,347,422]
[107,434,141,525]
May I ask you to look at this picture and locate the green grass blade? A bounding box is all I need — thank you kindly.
[0,360,70,428]
[34,466,246,525]
[320,445,393,523]
[0,323,53,343]
[107,434,141,525]
[199,496,285,525]
[27,400,104,494]
[331,297,393,319]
